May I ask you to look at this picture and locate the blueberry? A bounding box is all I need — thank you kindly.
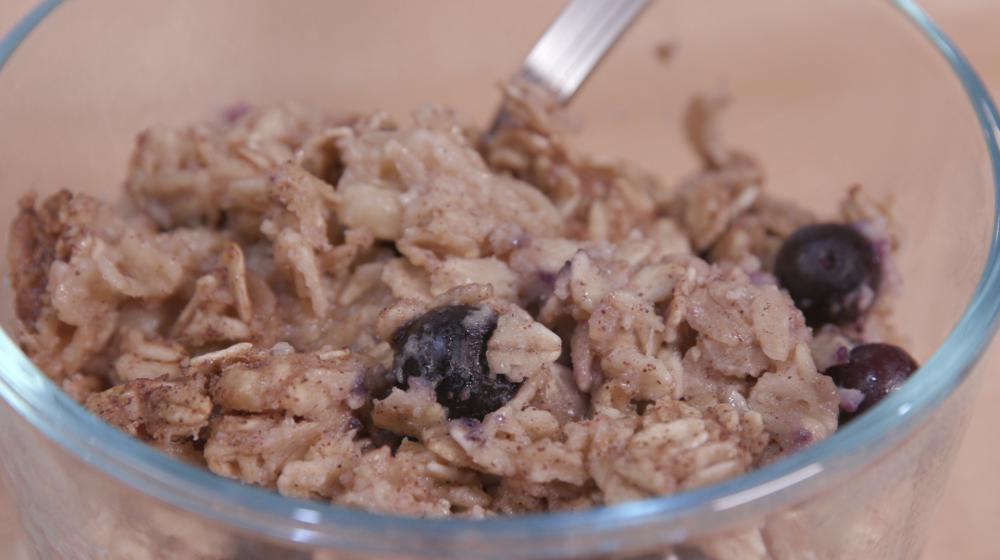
[825,343,918,421]
[774,223,880,326]
[390,305,520,420]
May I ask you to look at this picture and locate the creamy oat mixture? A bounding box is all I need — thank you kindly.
[7,82,912,519]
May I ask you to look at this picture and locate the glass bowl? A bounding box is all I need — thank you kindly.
[0,1,998,558]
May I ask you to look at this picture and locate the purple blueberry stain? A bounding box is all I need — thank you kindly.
[222,101,250,124]
[835,345,850,365]
[346,417,364,432]
[749,270,777,286]
[451,417,486,444]
[837,387,865,414]
[346,378,369,410]
[537,270,557,288]
[792,428,813,449]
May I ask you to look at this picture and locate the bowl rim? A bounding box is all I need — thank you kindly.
[1,0,999,556]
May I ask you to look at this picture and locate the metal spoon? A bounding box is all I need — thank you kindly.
[490,0,648,131]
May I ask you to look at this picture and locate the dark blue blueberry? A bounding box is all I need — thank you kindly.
[775,223,880,326]
[390,305,519,420]
[825,343,918,422]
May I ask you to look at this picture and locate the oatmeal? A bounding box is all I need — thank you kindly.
[6,81,915,520]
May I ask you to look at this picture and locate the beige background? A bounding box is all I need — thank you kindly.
[0,1,998,559]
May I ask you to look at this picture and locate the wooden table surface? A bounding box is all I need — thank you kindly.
[0,2,998,559]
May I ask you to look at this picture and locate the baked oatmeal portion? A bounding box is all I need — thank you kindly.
[7,81,915,523]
